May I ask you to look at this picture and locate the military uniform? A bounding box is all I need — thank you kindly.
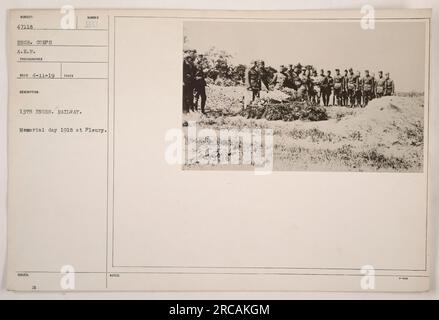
[375,76,386,98]
[362,74,374,106]
[342,72,349,106]
[272,70,287,90]
[285,67,295,89]
[355,75,362,107]
[193,63,207,113]
[183,58,195,113]
[310,74,323,105]
[370,74,376,100]
[384,77,395,96]
[321,74,333,106]
[248,66,261,101]
[292,72,302,91]
[297,72,309,100]
[259,66,271,91]
[333,72,344,106]
[346,73,357,107]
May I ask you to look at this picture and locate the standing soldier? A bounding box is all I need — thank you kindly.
[384,72,395,96]
[342,69,349,106]
[271,65,288,90]
[355,71,362,107]
[183,50,195,114]
[306,69,314,100]
[285,64,295,89]
[375,71,386,98]
[370,72,376,101]
[333,69,344,106]
[346,68,357,107]
[248,60,261,102]
[319,69,326,105]
[326,70,334,106]
[298,68,309,101]
[310,69,322,105]
[193,55,207,114]
[321,70,331,107]
[292,67,302,91]
[259,61,271,92]
[362,70,374,107]
[320,70,328,106]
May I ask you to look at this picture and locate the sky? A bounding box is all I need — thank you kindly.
[184,20,428,92]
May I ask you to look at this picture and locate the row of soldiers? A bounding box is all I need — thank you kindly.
[248,61,395,107]
[183,50,207,114]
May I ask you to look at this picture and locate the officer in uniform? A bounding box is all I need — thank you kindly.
[298,68,309,100]
[320,70,328,106]
[292,67,302,91]
[333,69,344,106]
[346,68,357,107]
[375,71,386,98]
[321,70,333,107]
[355,71,362,107]
[384,72,395,96]
[342,69,349,106]
[193,55,207,114]
[370,72,376,100]
[259,60,271,92]
[285,64,295,89]
[362,70,374,107]
[310,69,322,105]
[248,60,261,102]
[271,65,288,90]
[327,70,334,106]
[183,50,196,114]
[319,69,326,105]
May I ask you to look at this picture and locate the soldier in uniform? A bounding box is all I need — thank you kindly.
[271,65,288,90]
[292,67,302,91]
[327,70,334,106]
[342,69,349,106]
[298,68,309,101]
[375,71,386,98]
[362,70,374,107]
[346,68,357,107]
[320,70,328,106]
[248,60,261,102]
[306,69,314,100]
[193,55,207,114]
[310,69,322,105]
[384,72,395,96]
[370,72,376,101]
[321,70,333,107]
[355,71,362,107]
[258,60,271,92]
[333,69,344,106]
[285,64,295,89]
[182,50,196,114]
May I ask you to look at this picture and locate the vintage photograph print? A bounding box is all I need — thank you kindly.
[182,20,428,172]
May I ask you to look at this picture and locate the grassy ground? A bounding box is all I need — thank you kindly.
[184,85,424,172]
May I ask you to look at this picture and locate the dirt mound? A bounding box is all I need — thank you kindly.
[336,96,424,146]
[346,96,423,128]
